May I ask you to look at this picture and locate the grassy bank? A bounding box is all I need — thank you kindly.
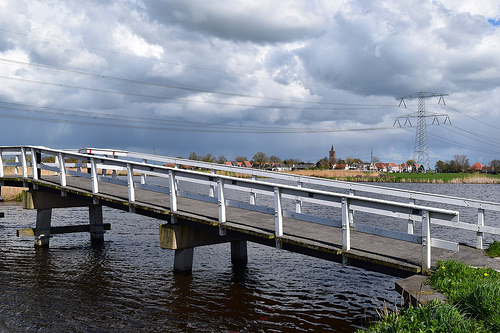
[0,186,26,201]
[285,170,500,184]
[359,260,500,332]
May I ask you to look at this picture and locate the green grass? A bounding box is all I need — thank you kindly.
[360,300,488,333]
[429,260,500,331]
[359,260,499,332]
[328,173,500,183]
[486,241,500,257]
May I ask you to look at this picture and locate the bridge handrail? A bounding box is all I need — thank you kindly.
[1,145,499,272]
[77,148,500,212]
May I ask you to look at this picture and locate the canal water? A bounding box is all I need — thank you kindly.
[0,183,498,332]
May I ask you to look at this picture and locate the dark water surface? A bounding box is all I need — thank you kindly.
[0,183,498,332]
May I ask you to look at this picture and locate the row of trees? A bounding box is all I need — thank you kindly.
[187,151,500,173]
[435,155,470,173]
[188,151,303,168]
[435,155,500,173]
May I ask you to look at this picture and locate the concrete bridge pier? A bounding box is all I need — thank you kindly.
[173,248,194,274]
[34,208,52,247]
[231,240,248,266]
[89,205,104,243]
[21,190,107,246]
[160,223,247,274]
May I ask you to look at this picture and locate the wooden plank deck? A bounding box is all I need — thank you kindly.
[2,175,497,277]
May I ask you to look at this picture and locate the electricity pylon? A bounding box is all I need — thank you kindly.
[394,92,450,171]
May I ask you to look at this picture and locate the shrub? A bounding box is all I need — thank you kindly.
[485,241,500,257]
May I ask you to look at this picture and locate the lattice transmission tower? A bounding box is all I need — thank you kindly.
[394,92,450,171]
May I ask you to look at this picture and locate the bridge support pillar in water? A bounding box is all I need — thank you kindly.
[173,248,194,274]
[34,208,52,247]
[231,240,248,266]
[160,224,247,274]
[89,205,104,243]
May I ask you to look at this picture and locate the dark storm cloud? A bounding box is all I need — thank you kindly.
[145,0,323,43]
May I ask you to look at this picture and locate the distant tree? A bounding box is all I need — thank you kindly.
[284,158,302,166]
[252,152,268,168]
[346,157,362,165]
[316,157,330,169]
[406,159,415,166]
[41,156,56,163]
[490,160,500,173]
[435,160,446,173]
[188,152,199,160]
[216,155,227,164]
[453,154,469,172]
[269,155,281,164]
[235,156,248,162]
[202,153,215,163]
[337,159,346,164]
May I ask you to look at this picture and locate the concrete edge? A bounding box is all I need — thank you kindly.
[395,275,447,307]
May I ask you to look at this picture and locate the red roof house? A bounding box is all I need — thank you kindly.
[468,162,483,172]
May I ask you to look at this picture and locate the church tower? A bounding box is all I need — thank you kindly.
[328,144,336,165]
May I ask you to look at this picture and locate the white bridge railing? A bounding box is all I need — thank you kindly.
[1,145,500,272]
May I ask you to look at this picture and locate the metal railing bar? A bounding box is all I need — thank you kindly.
[76,147,500,211]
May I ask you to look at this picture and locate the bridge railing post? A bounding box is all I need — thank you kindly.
[217,178,226,236]
[140,159,147,185]
[58,153,67,187]
[348,190,355,227]
[169,169,177,223]
[112,156,118,179]
[14,155,19,175]
[90,158,98,194]
[0,149,4,177]
[341,197,350,251]
[31,148,39,180]
[295,182,302,214]
[21,147,28,179]
[127,163,135,202]
[476,208,485,249]
[209,170,216,197]
[421,210,431,272]
[249,175,257,205]
[408,198,416,234]
[274,187,283,244]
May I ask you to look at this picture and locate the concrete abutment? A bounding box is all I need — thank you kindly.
[23,189,106,247]
[160,224,248,274]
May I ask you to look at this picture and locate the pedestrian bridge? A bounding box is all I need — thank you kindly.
[1,146,499,276]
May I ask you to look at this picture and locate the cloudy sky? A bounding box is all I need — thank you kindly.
[0,0,499,168]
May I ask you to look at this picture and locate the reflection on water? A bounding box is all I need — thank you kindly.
[0,183,498,332]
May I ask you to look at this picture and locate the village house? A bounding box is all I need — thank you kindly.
[468,162,492,173]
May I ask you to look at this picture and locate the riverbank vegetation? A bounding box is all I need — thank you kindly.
[486,241,500,257]
[359,260,500,332]
[286,169,500,184]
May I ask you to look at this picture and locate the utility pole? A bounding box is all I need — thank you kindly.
[394,92,450,171]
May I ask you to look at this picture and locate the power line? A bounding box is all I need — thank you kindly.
[0,75,394,112]
[0,110,398,134]
[0,101,364,132]
[426,131,500,155]
[0,57,394,108]
[444,104,500,131]
[441,125,500,147]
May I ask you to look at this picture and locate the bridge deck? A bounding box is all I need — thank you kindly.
[2,175,497,276]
